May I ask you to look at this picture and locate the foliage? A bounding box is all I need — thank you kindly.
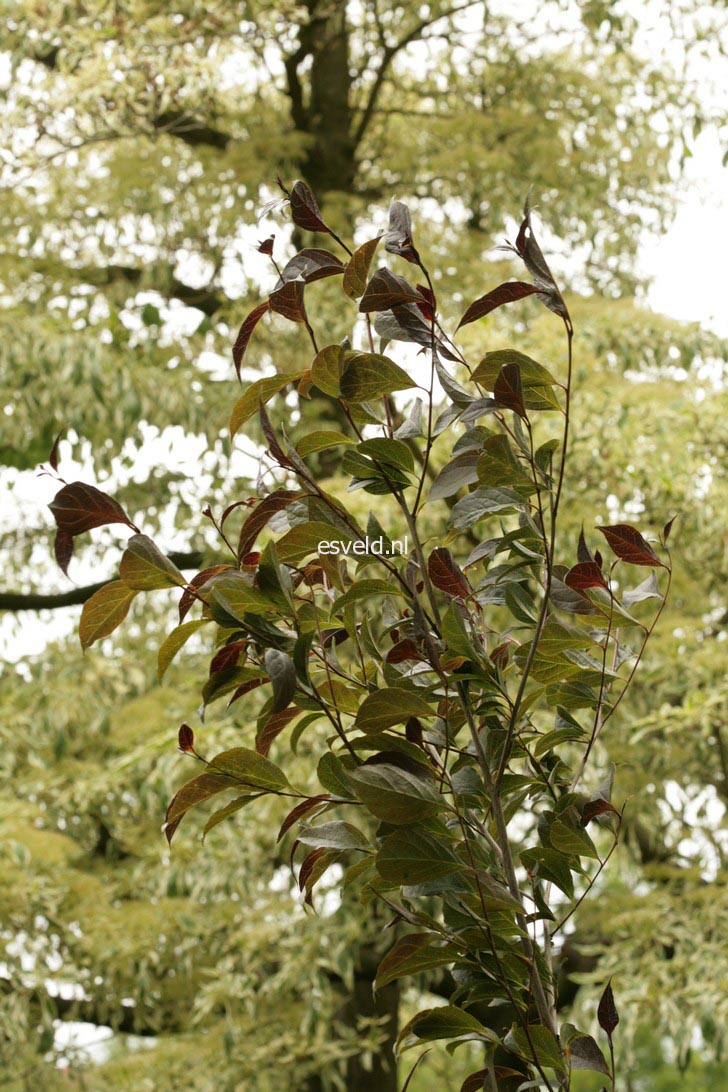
[45,186,685,1089]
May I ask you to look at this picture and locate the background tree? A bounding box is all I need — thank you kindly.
[1,1,727,1088]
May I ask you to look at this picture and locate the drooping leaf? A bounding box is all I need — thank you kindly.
[596,523,664,567]
[428,548,470,599]
[564,562,608,591]
[457,281,540,329]
[339,351,416,402]
[350,760,442,824]
[356,437,415,474]
[511,1025,566,1073]
[297,820,370,851]
[229,371,306,437]
[208,746,293,793]
[448,488,523,530]
[79,581,137,649]
[179,564,233,622]
[565,1031,610,1075]
[269,279,307,323]
[311,344,346,396]
[514,202,570,322]
[355,688,433,733]
[264,648,297,713]
[232,300,269,380]
[276,794,331,843]
[621,570,662,607]
[407,1006,487,1045]
[49,481,135,542]
[331,579,407,615]
[377,827,460,885]
[429,452,480,501]
[119,534,187,590]
[276,520,354,563]
[275,248,344,286]
[295,431,355,458]
[375,934,459,990]
[237,489,302,560]
[202,794,258,841]
[164,770,240,839]
[343,236,382,298]
[359,267,423,312]
[207,573,279,621]
[157,618,210,681]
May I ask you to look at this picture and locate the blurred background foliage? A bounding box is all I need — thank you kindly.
[0,1,727,1089]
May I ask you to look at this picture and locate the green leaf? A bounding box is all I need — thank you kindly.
[79,580,137,649]
[295,430,355,457]
[350,761,442,824]
[473,350,558,389]
[311,345,346,396]
[429,452,481,501]
[476,435,534,492]
[408,1006,487,1044]
[375,934,460,990]
[276,520,353,563]
[208,747,293,793]
[157,618,210,681]
[511,1025,566,1073]
[343,235,381,299]
[119,534,187,590]
[208,574,280,620]
[520,847,574,898]
[229,371,306,436]
[202,794,258,841]
[448,488,523,530]
[264,648,297,713]
[165,771,239,828]
[549,819,600,860]
[297,821,370,850]
[356,437,415,474]
[331,579,407,616]
[355,687,434,733]
[340,351,416,402]
[317,752,357,798]
[377,827,461,885]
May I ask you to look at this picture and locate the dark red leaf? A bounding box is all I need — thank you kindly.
[456,281,539,330]
[359,267,423,312]
[565,561,609,591]
[386,639,424,664]
[257,235,275,256]
[405,717,424,747]
[298,847,327,892]
[275,248,344,286]
[178,724,195,753]
[237,489,301,561]
[232,300,269,381]
[277,794,330,843]
[384,199,419,264]
[415,283,436,321]
[493,362,526,417]
[596,524,663,567]
[164,816,182,846]
[228,677,265,707]
[428,548,471,599]
[598,979,620,1038]
[577,525,594,564]
[256,707,300,756]
[289,179,329,234]
[490,642,510,669]
[49,481,135,538]
[179,564,233,622]
[514,204,570,322]
[48,427,66,472]
[663,515,678,543]
[209,639,247,677]
[581,799,619,826]
[53,530,74,576]
[269,279,307,324]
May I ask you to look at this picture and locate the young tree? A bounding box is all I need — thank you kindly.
[46,186,675,1089]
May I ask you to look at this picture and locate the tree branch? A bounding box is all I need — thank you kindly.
[0,550,202,612]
